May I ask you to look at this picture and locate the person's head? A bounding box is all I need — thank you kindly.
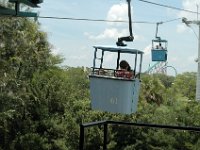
[119,60,131,71]
[156,45,159,49]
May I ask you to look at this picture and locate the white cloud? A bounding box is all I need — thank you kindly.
[178,0,200,19]
[84,3,136,41]
[187,54,197,63]
[84,2,136,42]
[84,28,128,40]
[176,0,200,33]
[134,34,144,41]
[51,47,60,55]
[104,53,116,63]
[143,44,152,56]
[106,3,128,26]
[69,54,88,61]
[176,24,188,33]
[170,57,178,62]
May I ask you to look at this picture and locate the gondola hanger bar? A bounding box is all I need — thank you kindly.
[116,0,134,47]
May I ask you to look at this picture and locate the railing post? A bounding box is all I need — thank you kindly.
[103,122,108,150]
[79,124,84,150]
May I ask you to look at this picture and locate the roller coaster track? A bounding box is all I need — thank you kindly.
[145,61,168,74]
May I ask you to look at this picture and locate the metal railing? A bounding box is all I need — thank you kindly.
[79,120,200,150]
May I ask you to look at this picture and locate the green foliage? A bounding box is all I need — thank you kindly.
[171,72,196,100]
[153,73,175,88]
[0,18,51,80]
[0,15,71,149]
[140,74,166,105]
[12,133,49,150]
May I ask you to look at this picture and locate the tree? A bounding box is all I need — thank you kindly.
[140,74,166,106]
[0,14,57,149]
[171,72,196,100]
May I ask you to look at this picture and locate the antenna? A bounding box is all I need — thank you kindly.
[116,0,134,46]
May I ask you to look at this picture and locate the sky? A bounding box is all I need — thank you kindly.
[33,0,200,76]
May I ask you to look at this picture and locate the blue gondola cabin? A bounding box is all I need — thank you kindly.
[89,46,143,114]
[151,39,168,61]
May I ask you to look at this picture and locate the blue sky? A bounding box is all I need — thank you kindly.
[36,0,200,75]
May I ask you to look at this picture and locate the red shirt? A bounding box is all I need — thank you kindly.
[116,70,133,79]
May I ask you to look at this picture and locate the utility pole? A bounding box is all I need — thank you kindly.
[182,18,200,101]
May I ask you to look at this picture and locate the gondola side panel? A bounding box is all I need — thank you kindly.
[89,75,138,114]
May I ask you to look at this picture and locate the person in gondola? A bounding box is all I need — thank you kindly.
[156,43,163,49]
[116,60,134,79]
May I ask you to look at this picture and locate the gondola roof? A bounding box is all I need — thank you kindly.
[94,45,144,54]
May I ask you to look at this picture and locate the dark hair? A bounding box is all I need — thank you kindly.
[120,60,131,70]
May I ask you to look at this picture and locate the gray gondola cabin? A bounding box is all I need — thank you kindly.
[89,46,143,114]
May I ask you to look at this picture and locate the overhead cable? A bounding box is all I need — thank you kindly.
[0,14,181,25]
[38,16,181,25]
[162,18,182,24]
[38,16,155,24]
[138,0,198,14]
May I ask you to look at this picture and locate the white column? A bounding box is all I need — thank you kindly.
[196,24,200,101]
[182,18,200,101]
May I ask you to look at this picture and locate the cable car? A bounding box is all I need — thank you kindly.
[151,22,168,62]
[151,38,168,61]
[89,46,143,114]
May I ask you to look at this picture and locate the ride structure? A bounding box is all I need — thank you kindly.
[89,0,144,114]
[145,61,168,75]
